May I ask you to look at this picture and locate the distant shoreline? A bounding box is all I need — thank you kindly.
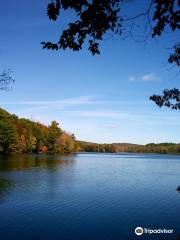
[78,141,180,155]
[1,151,180,157]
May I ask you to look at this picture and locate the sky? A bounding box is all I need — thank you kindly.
[0,0,180,144]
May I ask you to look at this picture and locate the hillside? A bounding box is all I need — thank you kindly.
[0,108,78,154]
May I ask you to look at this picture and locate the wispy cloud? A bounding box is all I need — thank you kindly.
[57,110,180,126]
[45,110,180,126]
[129,73,160,82]
[0,96,150,116]
[65,110,127,118]
[0,96,149,107]
[2,95,180,131]
[0,96,93,107]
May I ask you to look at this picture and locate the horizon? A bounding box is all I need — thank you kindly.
[0,1,180,144]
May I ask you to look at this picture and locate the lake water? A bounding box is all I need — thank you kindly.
[0,153,180,240]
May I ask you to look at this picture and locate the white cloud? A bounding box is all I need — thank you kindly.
[141,73,160,82]
[129,73,160,82]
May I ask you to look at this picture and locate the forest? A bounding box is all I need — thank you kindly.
[0,108,79,154]
[78,141,180,154]
[0,108,180,155]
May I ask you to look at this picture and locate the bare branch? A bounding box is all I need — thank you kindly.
[0,69,15,91]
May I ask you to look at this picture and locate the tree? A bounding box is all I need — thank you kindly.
[47,121,62,152]
[0,69,14,91]
[0,110,19,153]
[150,88,180,110]
[0,108,77,154]
[168,44,180,67]
[42,0,179,58]
[42,0,180,109]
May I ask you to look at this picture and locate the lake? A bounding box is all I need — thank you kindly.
[0,153,180,240]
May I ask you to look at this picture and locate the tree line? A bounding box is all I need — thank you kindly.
[0,108,79,154]
[1,107,180,155]
[78,142,180,154]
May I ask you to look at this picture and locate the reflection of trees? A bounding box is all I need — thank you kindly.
[0,154,76,171]
[0,178,13,201]
[0,155,76,201]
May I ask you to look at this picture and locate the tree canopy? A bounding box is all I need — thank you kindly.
[42,0,179,60]
[0,108,79,154]
[42,0,180,110]
[150,88,180,110]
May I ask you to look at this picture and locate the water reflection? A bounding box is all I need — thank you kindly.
[0,154,77,203]
[0,178,14,201]
[0,154,76,171]
[0,153,180,240]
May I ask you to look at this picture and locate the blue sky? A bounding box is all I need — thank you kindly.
[0,0,180,144]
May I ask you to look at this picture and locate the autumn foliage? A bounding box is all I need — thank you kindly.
[0,108,79,154]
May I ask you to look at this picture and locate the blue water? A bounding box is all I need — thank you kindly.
[0,153,180,240]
